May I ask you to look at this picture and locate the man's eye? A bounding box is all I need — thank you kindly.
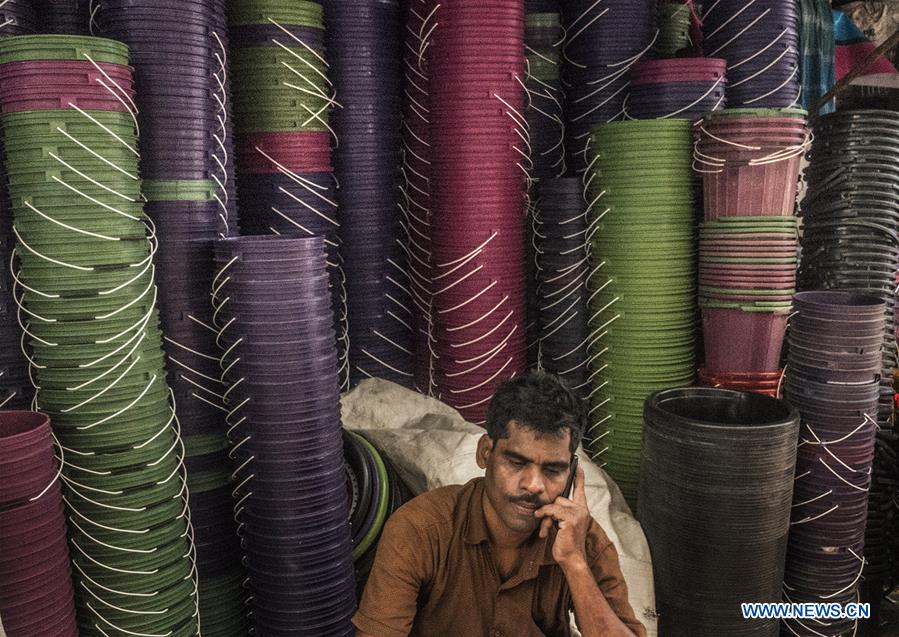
[544,469,562,477]
[509,459,526,468]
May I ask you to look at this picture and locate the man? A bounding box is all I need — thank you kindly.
[353,371,646,637]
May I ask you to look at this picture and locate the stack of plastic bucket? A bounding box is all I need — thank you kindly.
[0,35,199,636]
[697,216,799,377]
[584,118,697,507]
[694,108,809,395]
[694,108,810,219]
[425,0,528,425]
[798,110,899,432]
[0,1,38,36]
[92,0,236,233]
[654,0,696,58]
[640,388,800,637]
[324,0,413,388]
[36,0,90,35]
[533,177,591,398]
[525,12,565,179]
[0,411,78,637]
[701,0,801,108]
[560,0,656,173]
[230,0,350,390]
[783,291,886,637]
[0,0,38,412]
[0,8,41,410]
[523,9,565,367]
[696,368,782,398]
[91,2,247,629]
[797,109,899,607]
[343,430,415,595]
[211,236,356,635]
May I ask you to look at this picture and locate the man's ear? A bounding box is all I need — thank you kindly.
[476,434,493,470]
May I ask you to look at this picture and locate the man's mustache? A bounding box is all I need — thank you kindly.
[508,494,549,508]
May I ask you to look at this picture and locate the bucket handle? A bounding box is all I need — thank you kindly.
[743,65,800,106]
[438,279,497,316]
[729,28,790,73]
[703,0,759,41]
[707,7,771,58]
[71,103,140,157]
[82,54,140,135]
[564,1,608,50]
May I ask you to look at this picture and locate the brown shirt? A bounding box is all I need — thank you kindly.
[353,478,647,637]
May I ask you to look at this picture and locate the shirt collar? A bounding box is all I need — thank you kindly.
[463,478,491,545]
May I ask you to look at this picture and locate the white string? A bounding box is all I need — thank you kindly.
[708,7,771,58]
[819,549,865,600]
[730,45,795,88]
[86,601,173,637]
[743,66,800,105]
[451,311,514,349]
[54,128,137,181]
[271,40,332,89]
[61,356,140,413]
[448,357,513,395]
[69,105,139,156]
[791,504,838,525]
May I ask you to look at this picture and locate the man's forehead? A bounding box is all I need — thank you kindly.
[497,420,571,461]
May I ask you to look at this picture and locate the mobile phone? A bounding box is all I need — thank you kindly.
[562,454,579,499]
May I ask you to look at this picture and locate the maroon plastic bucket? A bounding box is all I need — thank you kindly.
[702,308,789,373]
[701,160,803,219]
[0,411,51,452]
[697,118,808,218]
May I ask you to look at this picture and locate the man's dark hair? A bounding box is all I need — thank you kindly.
[485,371,586,454]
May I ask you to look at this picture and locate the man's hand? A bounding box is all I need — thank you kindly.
[535,465,641,637]
[533,464,590,568]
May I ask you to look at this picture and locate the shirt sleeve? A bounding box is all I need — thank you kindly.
[352,510,433,637]
[587,541,648,637]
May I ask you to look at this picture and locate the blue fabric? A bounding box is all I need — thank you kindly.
[833,8,866,44]
[800,0,836,114]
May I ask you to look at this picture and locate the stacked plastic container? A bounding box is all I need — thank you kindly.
[0,411,78,637]
[324,0,413,388]
[401,0,437,395]
[701,0,801,108]
[230,0,350,391]
[584,118,697,507]
[0,0,37,412]
[524,12,565,179]
[533,178,591,397]
[425,0,528,424]
[625,57,727,121]
[561,0,657,173]
[212,236,356,636]
[90,2,247,629]
[783,292,886,637]
[0,35,199,637]
[797,109,899,609]
[694,108,810,396]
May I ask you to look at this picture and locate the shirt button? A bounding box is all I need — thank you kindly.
[492,632,501,637]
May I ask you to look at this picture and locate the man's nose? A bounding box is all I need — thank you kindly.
[520,466,545,495]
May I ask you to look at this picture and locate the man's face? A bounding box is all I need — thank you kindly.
[479,420,574,535]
